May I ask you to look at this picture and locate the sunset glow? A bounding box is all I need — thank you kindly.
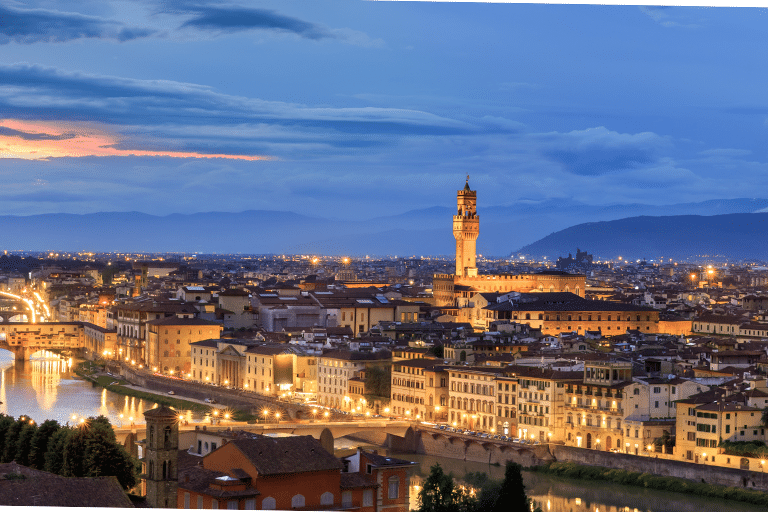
[0,119,272,161]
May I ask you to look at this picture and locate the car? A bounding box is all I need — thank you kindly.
[167,390,175,395]
[512,438,521,443]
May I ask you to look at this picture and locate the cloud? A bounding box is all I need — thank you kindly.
[638,6,702,29]
[0,119,272,160]
[0,64,477,160]
[536,127,670,176]
[0,5,156,43]
[0,125,76,141]
[177,5,334,39]
[156,2,381,45]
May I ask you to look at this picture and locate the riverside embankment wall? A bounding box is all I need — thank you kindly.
[349,428,768,493]
[552,445,768,492]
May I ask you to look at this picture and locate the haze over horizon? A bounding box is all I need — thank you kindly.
[0,1,766,231]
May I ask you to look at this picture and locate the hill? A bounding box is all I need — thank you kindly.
[513,212,768,261]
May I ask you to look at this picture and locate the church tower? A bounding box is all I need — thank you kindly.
[453,176,479,278]
[143,405,179,508]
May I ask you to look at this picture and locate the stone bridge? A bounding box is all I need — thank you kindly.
[0,339,80,361]
[411,426,555,466]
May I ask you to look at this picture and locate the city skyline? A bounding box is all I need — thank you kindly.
[1,1,767,226]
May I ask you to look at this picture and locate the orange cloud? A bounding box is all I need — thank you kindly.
[0,119,272,161]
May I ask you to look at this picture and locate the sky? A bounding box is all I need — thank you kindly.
[1,1,768,220]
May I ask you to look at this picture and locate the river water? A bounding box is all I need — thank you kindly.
[0,352,202,426]
[1,353,765,511]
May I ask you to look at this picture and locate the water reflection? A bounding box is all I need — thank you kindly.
[0,354,200,426]
[381,451,767,512]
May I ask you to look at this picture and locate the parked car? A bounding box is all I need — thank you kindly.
[167,390,175,395]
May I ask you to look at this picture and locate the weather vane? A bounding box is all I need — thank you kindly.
[466,174,470,183]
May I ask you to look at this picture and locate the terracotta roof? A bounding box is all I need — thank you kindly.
[227,436,342,476]
[0,462,133,507]
[144,405,179,418]
[340,472,378,489]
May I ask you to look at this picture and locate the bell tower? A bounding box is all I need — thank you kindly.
[453,176,479,278]
[143,405,179,508]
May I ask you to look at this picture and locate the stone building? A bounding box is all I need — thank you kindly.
[432,179,585,309]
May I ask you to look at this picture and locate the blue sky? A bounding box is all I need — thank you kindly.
[0,1,767,220]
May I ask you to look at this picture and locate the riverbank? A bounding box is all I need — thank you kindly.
[75,361,263,423]
[532,460,768,507]
[75,362,212,416]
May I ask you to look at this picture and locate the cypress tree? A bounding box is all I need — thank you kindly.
[29,419,60,470]
[493,461,529,512]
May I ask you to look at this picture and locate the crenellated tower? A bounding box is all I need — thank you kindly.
[453,176,479,277]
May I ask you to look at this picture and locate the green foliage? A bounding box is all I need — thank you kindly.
[718,440,768,458]
[14,423,37,467]
[532,461,768,507]
[762,406,768,428]
[43,427,72,475]
[29,420,61,470]
[83,434,139,489]
[365,364,391,399]
[418,463,479,512]
[428,345,445,359]
[2,417,26,463]
[493,461,529,512]
[59,415,139,489]
[0,415,15,461]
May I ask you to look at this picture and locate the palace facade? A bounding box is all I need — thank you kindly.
[433,179,585,308]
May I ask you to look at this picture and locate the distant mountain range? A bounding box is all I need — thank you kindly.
[513,212,768,262]
[0,197,767,257]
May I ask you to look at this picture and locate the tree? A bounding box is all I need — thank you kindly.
[29,420,61,470]
[14,423,38,467]
[492,461,529,512]
[418,463,456,512]
[44,427,72,475]
[2,417,26,463]
[83,436,139,489]
[365,364,391,398]
[418,463,478,512]
[60,415,139,490]
[761,406,768,428]
[0,415,15,460]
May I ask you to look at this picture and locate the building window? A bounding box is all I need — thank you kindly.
[198,496,203,508]
[227,501,238,510]
[245,499,256,510]
[388,476,400,499]
[183,493,190,509]
[363,489,374,507]
[320,492,334,506]
[342,491,353,508]
[212,500,218,509]
[292,495,306,508]
[262,498,276,510]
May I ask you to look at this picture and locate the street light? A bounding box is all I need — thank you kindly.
[262,409,269,423]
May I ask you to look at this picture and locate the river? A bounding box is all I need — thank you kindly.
[334,436,767,512]
[0,352,202,426]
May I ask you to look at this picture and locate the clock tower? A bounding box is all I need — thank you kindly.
[453,176,479,278]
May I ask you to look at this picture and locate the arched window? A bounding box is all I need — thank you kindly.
[291,494,305,508]
[320,492,334,506]
[262,497,276,510]
[148,460,154,479]
[164,426,172,448]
